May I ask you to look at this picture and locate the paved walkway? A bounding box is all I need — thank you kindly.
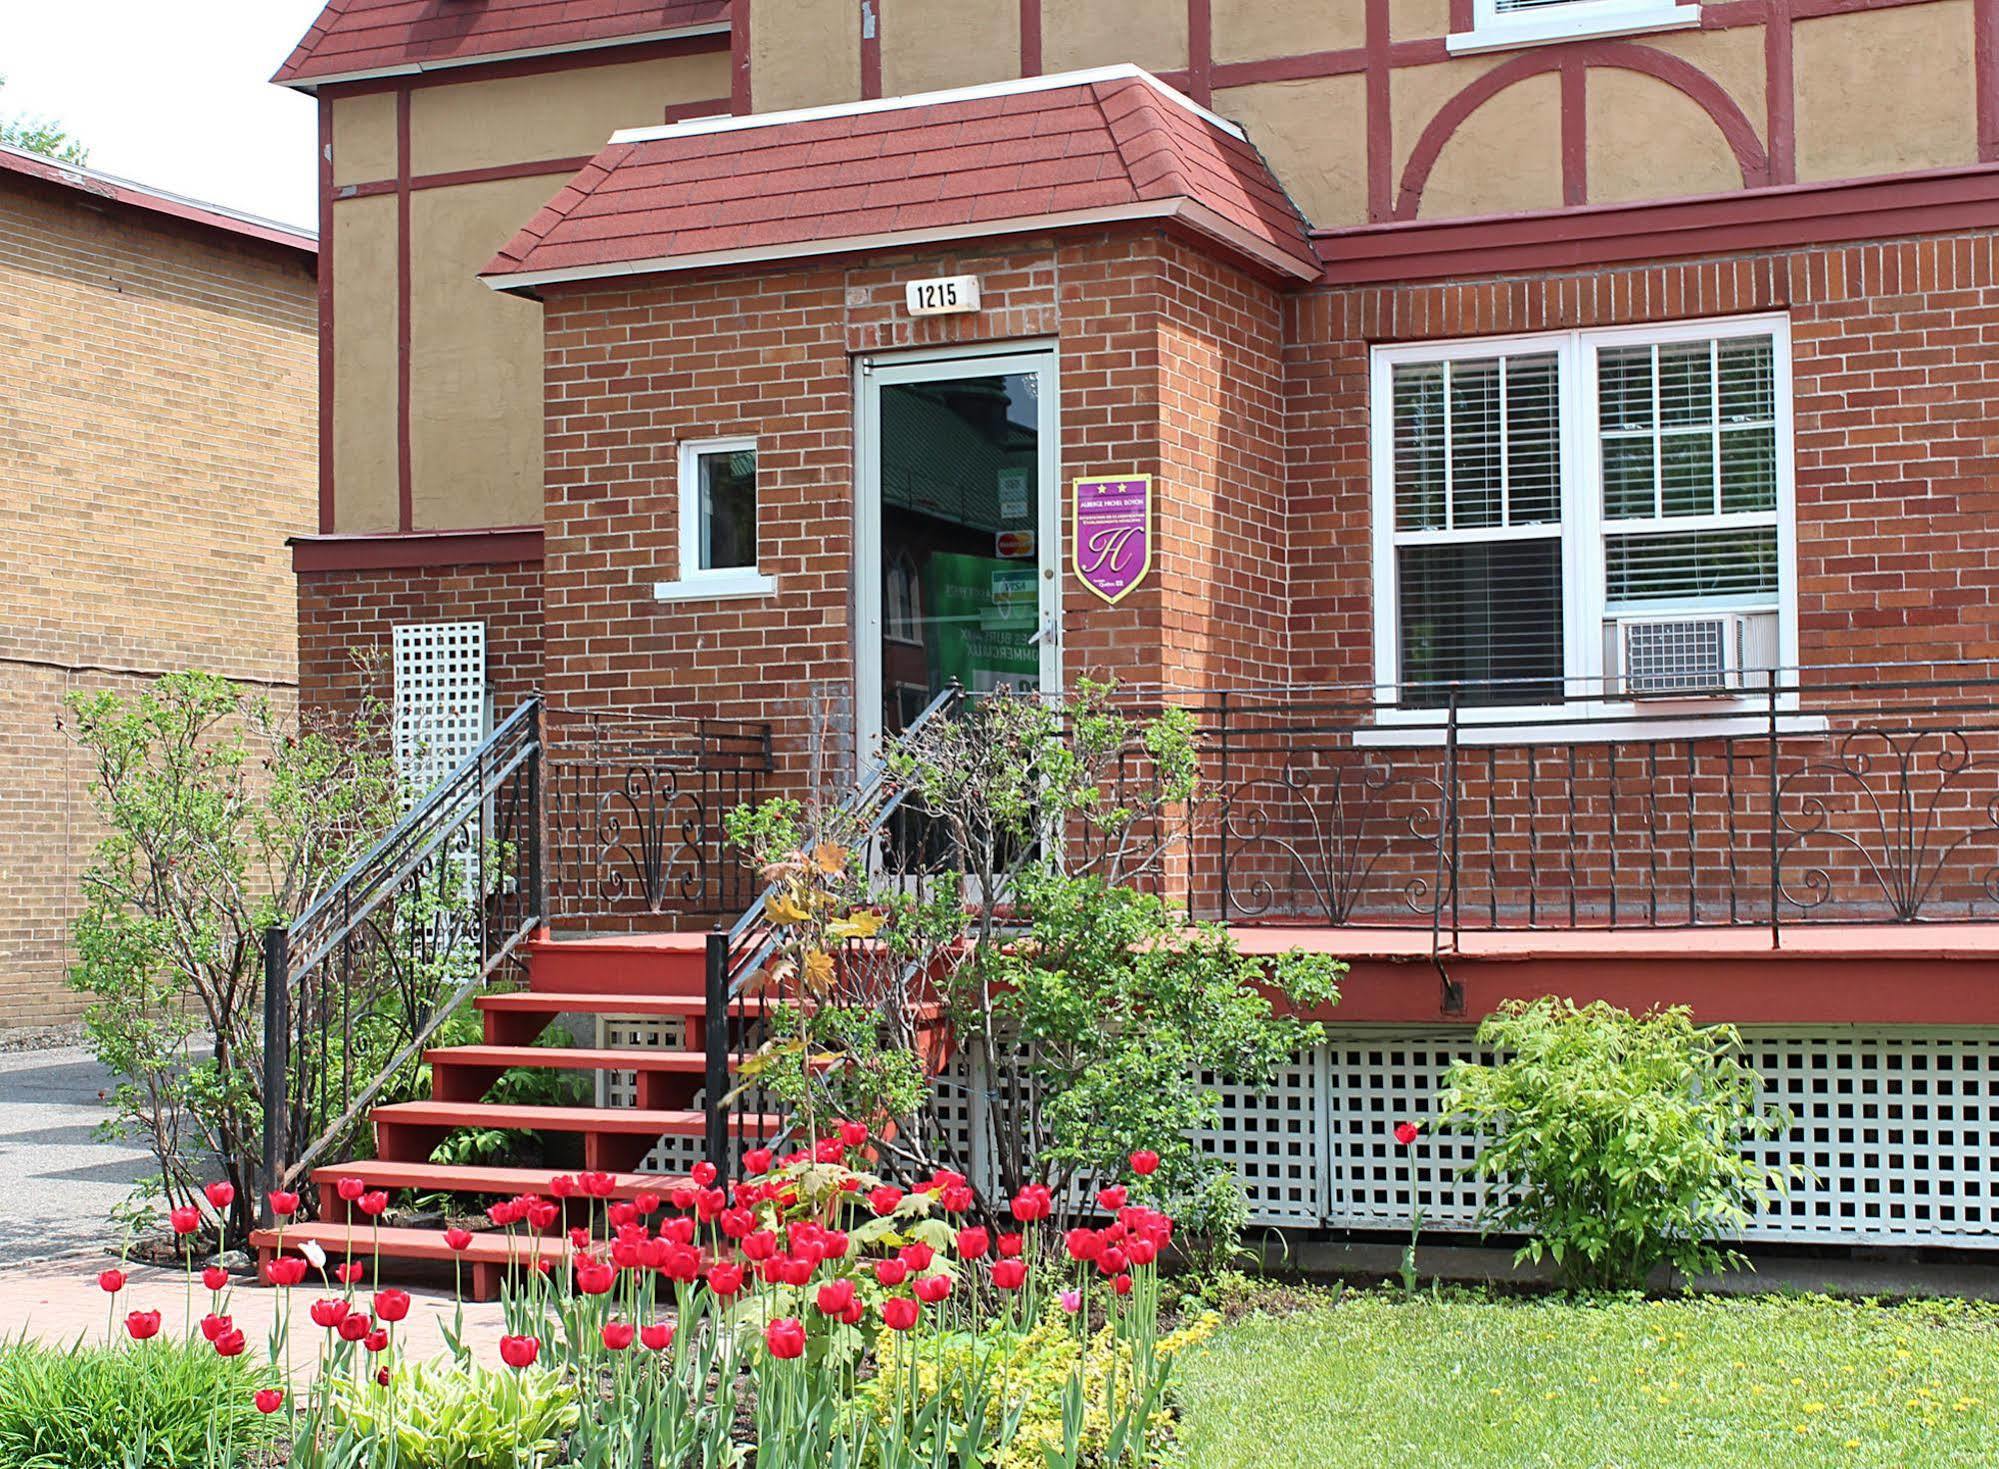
[0,1043,152,1267]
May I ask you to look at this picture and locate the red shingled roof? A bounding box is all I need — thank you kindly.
[274,0,729,88]
[0,143,316,255]
[481,68,1321,287]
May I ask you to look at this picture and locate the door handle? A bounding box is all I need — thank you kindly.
[1028,615,1058,647]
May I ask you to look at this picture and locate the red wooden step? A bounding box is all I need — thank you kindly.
[526,933,709,996]
[252,1222,705,1302]
[425,1044,714,1073]
[476,991,714,1017]
[370,1099,780,1173]
[306,1160,685,1220]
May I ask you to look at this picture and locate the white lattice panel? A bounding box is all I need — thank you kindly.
[1323,1033,1495,1230]
[1195,1056,1327,1226]
[391,622,487,802]
[1740,1030,1999,1244]
[596,1017,701,1175]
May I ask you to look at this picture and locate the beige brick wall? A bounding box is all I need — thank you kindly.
[0,178,317,1028]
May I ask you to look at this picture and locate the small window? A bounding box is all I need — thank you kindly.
[656,436,775,601]
[1372,315,1793,717]
[1451,0,1698,53]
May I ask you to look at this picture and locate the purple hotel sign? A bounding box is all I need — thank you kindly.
[1071,475,1153,605]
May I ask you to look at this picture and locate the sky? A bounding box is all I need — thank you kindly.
[0,1,328,230]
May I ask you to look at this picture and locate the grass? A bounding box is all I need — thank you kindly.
[1172,1289,1999,1468]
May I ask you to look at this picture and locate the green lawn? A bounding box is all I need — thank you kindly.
[1173,1291,1999,1469]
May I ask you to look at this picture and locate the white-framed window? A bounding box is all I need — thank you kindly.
[1449,0,1699,54]
[653,435,776,602]
[1370,313,1795,725]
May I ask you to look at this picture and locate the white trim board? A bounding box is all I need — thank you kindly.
[607,64,1244,147]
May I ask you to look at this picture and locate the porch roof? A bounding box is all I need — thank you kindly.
[479,66,1322,291]
[274,0,728,90]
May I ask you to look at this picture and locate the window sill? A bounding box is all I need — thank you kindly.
[1352,710,1829,748]
[651,572,777,603]
[1448,2,1698,55]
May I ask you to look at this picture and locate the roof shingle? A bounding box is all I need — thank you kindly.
[275,0,728,88]
[481,70,1321,286]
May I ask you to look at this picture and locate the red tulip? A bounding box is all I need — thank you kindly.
[335,1262,367,1286]
[940,1185,975,1213]
[374,1288,411,1323]
[707,1262,745,1297]
[1394,1121,1421,1147]
[1066,1228,1104,1262]
[913,1273,951,1304]
[169,1206,201,1236]
[376,1367,391,1386]
[874,1258,909,1287]
[309,1297,350,1329]
[202,1266,230,1292]
[336,1177,366,1202]
[744,1148,774,1175]
[204,1180,236,1211]
[1009,1184,1053,1223]
[575,1259,617,1295]
[97,1269,125,1294]
[691,1161,718,1188]
[499,1334,540,1369]
[838,1120,869,1148]
[356,1190,389,1218]
[1111,1273,1134,1297]
[815,1278,856,1315]
[337,1311,372,1342]
[363,1328,389,1354]
[125,1310,162,1340]
[635,1191,661,1216]
[814,1137,845,1164]
[1098,1185,1128,1212]
[215,1327,249,1357]
[268,1256,308,1288]
[548,1174,577,1199]
[741,1229,779,1262]
[268,1190,300,1218]
[880,1297,920,1331]
[254,1388,284,1414]
[596,1319,633,1351]
[991,1259,1027,1291]
[200,1312,232,1342]
[997,1232,1024,1258]
[1129,1150,1159,1176]
[867,1185,904,1217]
[443,1226,473,1252]
[956,1226,990,1260]
[581,1171,617,1199]
[765,1317,806,1359]
[640,1321,674,1351]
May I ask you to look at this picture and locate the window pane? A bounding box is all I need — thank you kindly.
[1720,425,1777,512]
[1606,528,1778,605]
[1506,353,1561,524]
[1393,363,1446,531]
[1602,436,1655,519]
[1449,360,1502,530]
[1657,342,1713,427]
[1397,538,1564,707]
[1660,431,1715,517]
[1598,346,1653,432]
[699,448,757,570]
[1719,336,1775,423]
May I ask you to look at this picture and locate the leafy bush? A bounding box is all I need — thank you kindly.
[0,1337,282,1468]
[1439,997,1791,1291]
[329,1360,578,1468]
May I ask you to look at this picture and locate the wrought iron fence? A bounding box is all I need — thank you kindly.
[1182,669,1999,938]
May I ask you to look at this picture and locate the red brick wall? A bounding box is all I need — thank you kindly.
[296,561,544,731]
[1287,228,1999,684]
[537,226,1292,798]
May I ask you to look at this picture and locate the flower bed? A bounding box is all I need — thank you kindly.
[92,1141,1197,1467]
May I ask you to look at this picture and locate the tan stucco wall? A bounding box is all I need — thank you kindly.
[1043,0,1188,74]
[1212,0,1362,64]
[1795,0,1977,183]
[881,0,1019,95]
[331,194,400,532]
[751,0,861,111]
[1646,24,1765,144]
[1217,74,1368,228]
[1588,69,1742,206]
[1392,0,1454,42]
[332,92,399,186]
[408,177,551,531]
[409,51,732,175]
[1418,69,1563,219]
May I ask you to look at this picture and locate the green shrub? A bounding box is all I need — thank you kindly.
[0,1337,283,1468]
[1439,997,1791,1291]
[329,1359,578,1468]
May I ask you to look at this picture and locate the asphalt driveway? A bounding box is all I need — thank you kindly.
[0,1044,153,1265]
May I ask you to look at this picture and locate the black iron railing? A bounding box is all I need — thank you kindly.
[260,697,772,1207]
[1187,670,1999,939]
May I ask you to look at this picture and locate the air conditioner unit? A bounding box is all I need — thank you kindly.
[1618,614,1744,698]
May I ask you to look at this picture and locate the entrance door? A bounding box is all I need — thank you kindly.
[856,346,1061,761]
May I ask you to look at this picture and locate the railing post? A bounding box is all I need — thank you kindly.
[260,924,290,1213]
[528,700,546,928]
[1445,691,1461,943]
[704,928,729,1172]
[1767,677,1781,950]
[1213,690,1230,925]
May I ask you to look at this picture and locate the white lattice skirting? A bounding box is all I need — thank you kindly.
[600,1023,1999,1249]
